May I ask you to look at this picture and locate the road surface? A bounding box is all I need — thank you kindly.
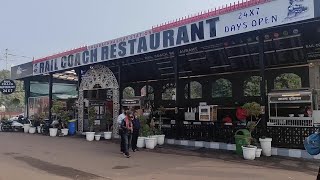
[0,133,318,180]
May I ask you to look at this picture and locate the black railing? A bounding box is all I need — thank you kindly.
[162,124,317,149]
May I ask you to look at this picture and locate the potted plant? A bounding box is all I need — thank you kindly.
[103,110,113,140]
[60,110,69,136]
[94,125,101,141]
[50,101,64,137]
[144,125,157,149]
[28,114,39,134]
[36,113,46,133]
[243,102,272,157]
[22,115,31,133]
[86,106,96,141]
[137,115,148,148]
[149,117,158,146]
[241,144,257,160]
[28,115,37,134]
[240,102,262,160]
[247,121,263,158]
[155,106,166,145]
[242,102,261,123]
[28,118,37,134]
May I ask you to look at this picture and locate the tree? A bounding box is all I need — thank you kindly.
[274,73,301,90]
[162,88,176,100]
[0,70,25,112]
[212,78,232,98]
[123,87,135,99]
[185,81,202,99]
[244,76,261,97]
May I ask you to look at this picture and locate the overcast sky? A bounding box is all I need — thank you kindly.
[0,0,237,70]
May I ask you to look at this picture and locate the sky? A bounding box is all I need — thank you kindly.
[0,0,237,70]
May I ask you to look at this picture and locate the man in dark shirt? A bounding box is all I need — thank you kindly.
[121,112,133,158]
[131,112,141,152]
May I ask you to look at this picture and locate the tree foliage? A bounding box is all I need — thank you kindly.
[123,86,135,99]
[162,88,176,100]
[274,73,301,89]
[185,81,202,99]
[244,76,261,97]
[212,78,232,98]
[0,70,25,112]
[141,85,154,100]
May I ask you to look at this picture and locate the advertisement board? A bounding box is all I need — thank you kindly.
[31,0,315,75]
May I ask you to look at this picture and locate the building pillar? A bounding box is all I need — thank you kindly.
[23,78,30,117]
[174,50,182,139]
[187,80,191,100]
[75,68,82,132]
[258,31,267,134]
[309,61,320,105]
[118,64,123,112]
[76,68,82,95]
[48,74,53,122]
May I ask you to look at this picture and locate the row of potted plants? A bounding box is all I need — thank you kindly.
[85,107,113,141]
[136,108,166,149]
[22,101,71,137]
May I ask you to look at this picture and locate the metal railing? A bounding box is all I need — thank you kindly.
[268,117,313,127]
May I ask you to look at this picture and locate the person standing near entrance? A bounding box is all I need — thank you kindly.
[121,112,133,158]
[131,112,141,152]
[117,109,126,154]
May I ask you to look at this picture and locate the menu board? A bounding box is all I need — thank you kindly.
[211,106,218,122]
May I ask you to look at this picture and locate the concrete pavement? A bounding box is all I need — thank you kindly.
[0,132,318,180]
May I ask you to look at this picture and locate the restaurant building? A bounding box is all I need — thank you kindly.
[11,0,320,149]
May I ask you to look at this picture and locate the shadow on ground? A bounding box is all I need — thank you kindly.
[4,152,107,180]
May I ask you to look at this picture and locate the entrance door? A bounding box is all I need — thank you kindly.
[83,88,114,132]
[78,65,120,134]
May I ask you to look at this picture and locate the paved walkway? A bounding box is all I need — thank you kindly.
[0,132,318,180]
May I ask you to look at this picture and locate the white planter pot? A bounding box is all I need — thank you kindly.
[150,135,158,146]
[61,129,69,136]
[95,135,101,141]
[29,127,36,134]
[23,124,30,133]
[86,132,95,141]
[242,145,257,160]
[259,138,272,156]
[255,148,262,158]
[37,126,41,133]
[157,135,165,145]
[137,137,146,148]
[104,132,112,140]
[145,137,157,149]
[49,128,58,137]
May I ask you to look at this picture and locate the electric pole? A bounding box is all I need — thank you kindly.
[5,48,8,71]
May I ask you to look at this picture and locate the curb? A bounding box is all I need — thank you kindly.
[165,139,320,159]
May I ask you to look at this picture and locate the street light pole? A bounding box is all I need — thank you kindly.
[5,49,8,71]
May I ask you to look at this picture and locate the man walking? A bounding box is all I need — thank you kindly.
[121,112,133,158]
[132,112,141,152]
[117,109,126,154]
